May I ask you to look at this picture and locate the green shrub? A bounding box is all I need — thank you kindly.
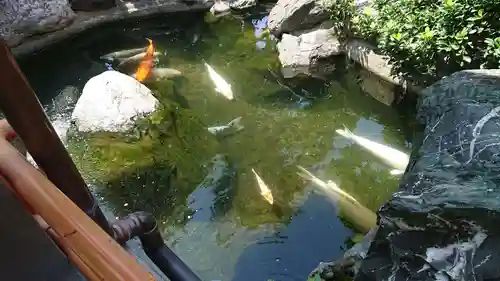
[327,0,357,38]
[351,0,500,86]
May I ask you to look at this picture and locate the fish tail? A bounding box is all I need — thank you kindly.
[229,117,244,130]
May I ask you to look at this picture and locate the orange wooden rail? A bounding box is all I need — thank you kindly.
[0,121,157,281]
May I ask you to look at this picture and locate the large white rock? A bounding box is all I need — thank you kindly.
[71,71,159,133]
[277,28,342,78]
[0,0,76,46]
[268,0,330,36]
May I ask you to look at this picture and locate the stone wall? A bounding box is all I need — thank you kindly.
[1,0,76,46]
[268,0,422,105]
[1,0,211,58]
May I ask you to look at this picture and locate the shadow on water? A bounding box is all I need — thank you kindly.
[232,194,353,281]
[18,8,417,281]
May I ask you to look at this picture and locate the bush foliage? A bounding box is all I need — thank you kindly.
[336,0,500,86]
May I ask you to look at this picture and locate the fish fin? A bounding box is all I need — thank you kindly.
[228,117,243,130]
[99,56,115,63]
[146,38,153,44]
[390,169,404,175]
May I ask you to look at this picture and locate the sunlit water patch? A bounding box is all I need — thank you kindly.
[18,9,414,281]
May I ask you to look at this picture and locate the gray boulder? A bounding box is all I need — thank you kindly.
[0,0,76,47]
[277,28,342,78]
[228,0,257,9]
[268,0,330,36]
[71,71,159,133]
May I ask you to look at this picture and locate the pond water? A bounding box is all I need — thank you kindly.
[18,9,415,281]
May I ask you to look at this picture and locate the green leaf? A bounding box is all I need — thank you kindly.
[462,56,471,63]
[478,9,483,18]
[455,27,467,40]
[421,27,434,39]
[392,32,402,41]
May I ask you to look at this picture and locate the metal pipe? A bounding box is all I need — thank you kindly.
[112,212,202,281]
[0,40,112,234]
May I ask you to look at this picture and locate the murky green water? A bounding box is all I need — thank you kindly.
[18,9,414,281]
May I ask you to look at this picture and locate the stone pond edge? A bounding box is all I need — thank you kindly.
[11,1,422,105]
[11,2,211,58]
[344,38,424,98]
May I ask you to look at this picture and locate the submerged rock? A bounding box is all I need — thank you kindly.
[71,70,159,133]
[277,28,341,78]
[268,0,330,36]
[0,0,76,47]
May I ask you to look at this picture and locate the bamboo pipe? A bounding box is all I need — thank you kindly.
[0,135,157,281]
[0,41,111,233]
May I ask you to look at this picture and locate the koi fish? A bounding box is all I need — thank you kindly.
[117,51,161,70]
[129,68,182,83]
[335,125,409,175]
[251,168,274,205]
[207,117,244,137]
[297,165,376,233]
[135,38,155,82]
[203,60,234,100]
[99,47,147,62]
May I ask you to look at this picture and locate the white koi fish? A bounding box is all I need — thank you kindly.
[117,51,161,70]
[296,165,376,233]
[207,117,244,136]
[251,168,274,205]
[129,68,183,83]
[99,47,147,62]
[297,165,360,205]
[204,60,234,100]
[335,126,409,174]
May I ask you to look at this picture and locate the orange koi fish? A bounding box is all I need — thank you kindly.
[135,38,155,82]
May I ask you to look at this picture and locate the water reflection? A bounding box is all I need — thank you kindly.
[232,194,352,281]
[19,11,412,281]
[251,15,270,50]
[188,154,236,221]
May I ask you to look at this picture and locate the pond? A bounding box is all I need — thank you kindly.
[18,8,415,281]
